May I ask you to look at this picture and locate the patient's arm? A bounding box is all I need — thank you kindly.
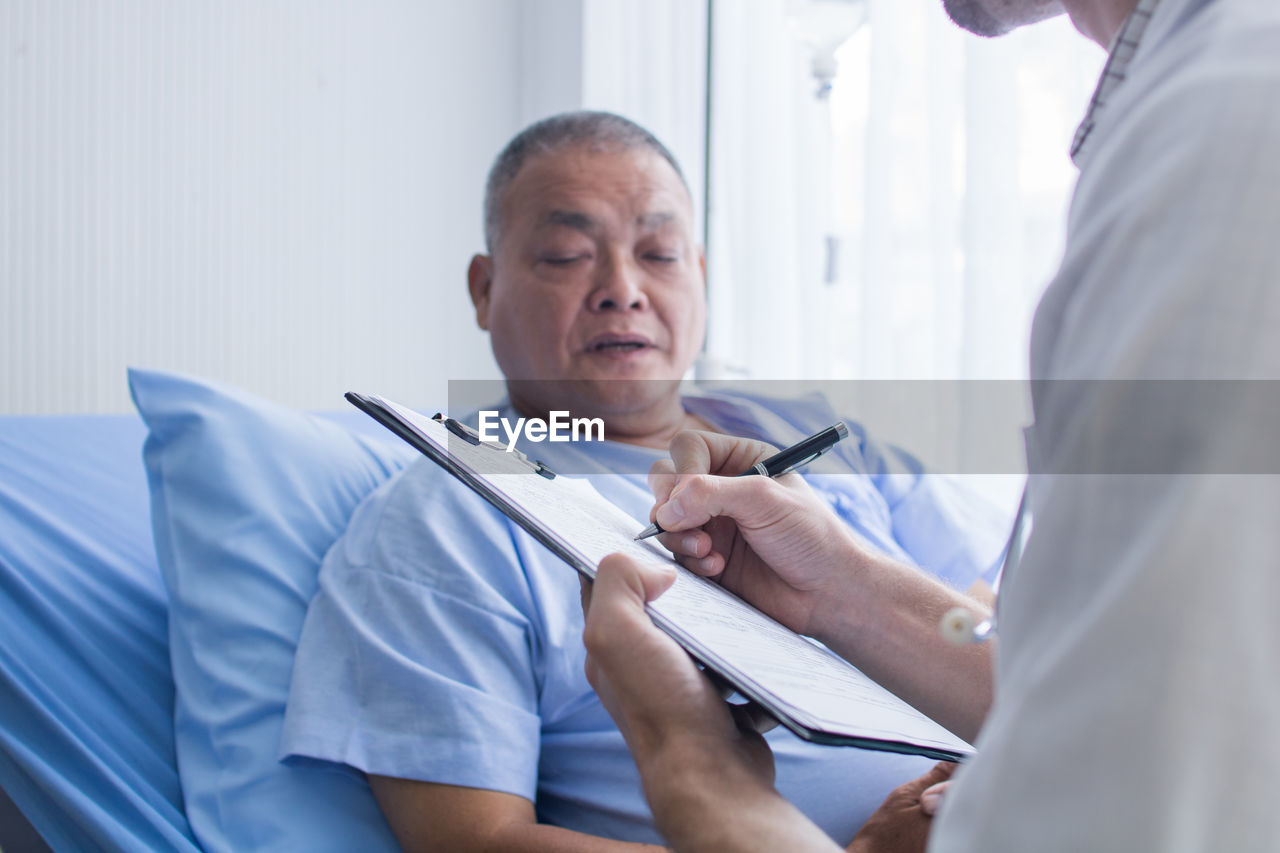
[369,776,669,852]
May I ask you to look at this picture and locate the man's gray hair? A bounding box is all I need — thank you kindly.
[483,110,689,252]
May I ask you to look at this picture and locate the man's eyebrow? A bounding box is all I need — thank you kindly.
[637,211,676,229]
[542,210,597,232]
[539,209,680,232]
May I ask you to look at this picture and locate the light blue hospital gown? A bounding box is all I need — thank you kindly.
[281,389,1006,845]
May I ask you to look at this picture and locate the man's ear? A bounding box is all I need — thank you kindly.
[697,245,707,286]
[467,254,494,330]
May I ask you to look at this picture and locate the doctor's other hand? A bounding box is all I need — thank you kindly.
[582,554,846,853]
[581,553,775,787]
[647,430,878,639]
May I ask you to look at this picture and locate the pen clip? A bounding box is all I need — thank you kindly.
[773,444,835,477]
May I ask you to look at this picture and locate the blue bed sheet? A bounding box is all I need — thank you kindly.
[0,414,201,851]
[0,407,397,850]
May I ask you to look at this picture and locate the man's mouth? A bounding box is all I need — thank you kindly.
[585,334,654,354]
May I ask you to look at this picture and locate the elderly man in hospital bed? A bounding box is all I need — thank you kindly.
[280,110,1006,851]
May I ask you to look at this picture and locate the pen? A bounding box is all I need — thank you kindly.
[634,421,851,541]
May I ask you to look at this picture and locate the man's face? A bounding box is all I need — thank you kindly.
[469,145,706,421]
[942,0,1064,36]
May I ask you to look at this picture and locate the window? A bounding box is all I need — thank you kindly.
[704,0,1105,382]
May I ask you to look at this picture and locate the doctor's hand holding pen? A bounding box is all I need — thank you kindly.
[642,429,996,744]
[643,429,884,640]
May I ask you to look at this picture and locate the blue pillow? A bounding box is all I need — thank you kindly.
[129,368,415,853]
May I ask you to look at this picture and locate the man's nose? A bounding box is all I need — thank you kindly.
[589,256,649,312]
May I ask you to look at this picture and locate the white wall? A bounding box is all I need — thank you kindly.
[0,0,709,414]
[520,0,708,241]
[1,1,524,413]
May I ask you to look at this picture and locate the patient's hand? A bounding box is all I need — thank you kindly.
[845,762,955,853]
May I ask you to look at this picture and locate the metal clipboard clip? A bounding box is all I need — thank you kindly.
[431,414,558,480]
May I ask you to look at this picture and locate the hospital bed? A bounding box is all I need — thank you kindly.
[0,370,418,851]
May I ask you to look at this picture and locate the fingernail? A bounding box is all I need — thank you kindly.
[682,534,699,554]
[920,787,943,816]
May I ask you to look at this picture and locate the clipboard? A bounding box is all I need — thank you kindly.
[346,392,974,761]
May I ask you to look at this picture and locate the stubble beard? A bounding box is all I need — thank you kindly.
[942,0,1065,37]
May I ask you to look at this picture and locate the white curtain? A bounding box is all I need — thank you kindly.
[704,0,1105,383]
[526,0,709,236]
